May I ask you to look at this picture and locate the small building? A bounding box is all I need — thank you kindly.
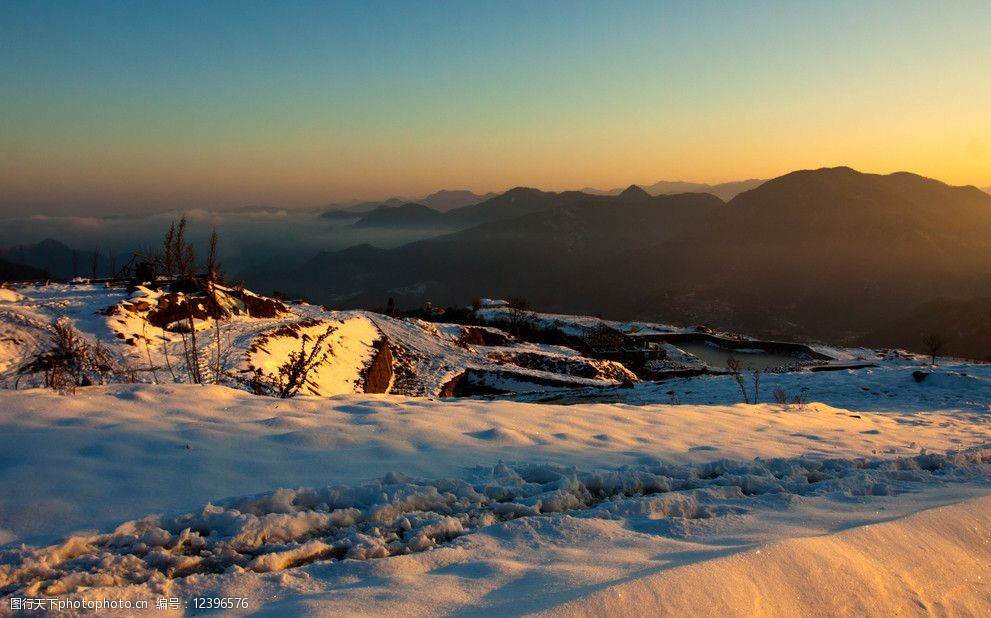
[478,298,509,309]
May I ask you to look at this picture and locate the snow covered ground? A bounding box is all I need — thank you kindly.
[515,363,991,413]
[0,284,636,397]
[1,384,989,615]
[1,284,990,615]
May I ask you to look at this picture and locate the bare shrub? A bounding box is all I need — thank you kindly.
[726,355,762,405]
[726,356,750,404]
[253,325,337,398]
[773,386,788,404]
[773,385,807,409]
[19,319,119,394]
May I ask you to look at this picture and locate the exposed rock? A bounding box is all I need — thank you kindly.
[458,326,513,347]
[362,337,393,394]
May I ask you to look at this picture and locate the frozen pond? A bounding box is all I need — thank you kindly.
[674,341,806,370]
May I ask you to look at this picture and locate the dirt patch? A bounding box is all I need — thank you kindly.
[238,289,287,318]
[136,285,289,329]
[146,293,223,328]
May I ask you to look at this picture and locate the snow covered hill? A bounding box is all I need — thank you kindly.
[0,284,636,398]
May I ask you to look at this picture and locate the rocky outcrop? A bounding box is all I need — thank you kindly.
[362,337,393,394]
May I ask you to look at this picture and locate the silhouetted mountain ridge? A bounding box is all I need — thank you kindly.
[860,297,991,361]
[352,203,444,228]
[273,167,991,358]
[583,178,765,201]
[0,239,124,280]
[419,190,498,212]
[321,190,496,219]
[0,258,51,282]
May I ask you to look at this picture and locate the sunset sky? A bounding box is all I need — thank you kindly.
[2,0,989,215]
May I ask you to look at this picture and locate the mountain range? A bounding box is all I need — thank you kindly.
[321,189,498,218]
[0,258,51,282]
[351,203,447,228]
[6,168,991,359]
[268,167,991,359]
[0,239,123,281]
[323,181,761,225]
[342,187,596,230]
[582,178,765,201]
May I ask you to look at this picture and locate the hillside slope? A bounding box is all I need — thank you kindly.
[285,168,991,357]
[0,284,636,397]
[295,190,721,310]
[621,167,991,344]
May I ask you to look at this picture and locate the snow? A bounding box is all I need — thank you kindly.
[0,284,989,614]
[478,298,508,308]
[0,383,989,613]
[4,443,988,598]
[246,317,381,396]
[533,495,991,617]
[0,288,23,303]
[476,307,680,338]
[518,363,991,413]
[0,285,638,395]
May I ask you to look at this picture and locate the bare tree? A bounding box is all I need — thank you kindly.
[506,297,533,337]
[158,217,204,380]
[90,248,100,279]
[206,228,221,282]
[921,333,944,366]
[162,222,177,276]
[161,216,195,278]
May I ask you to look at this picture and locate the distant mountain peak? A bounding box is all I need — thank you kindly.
[417,189,497,212]
[424,189,471,198]
[396,202,437,212]
[618,185,651,200]
[351,202,442,228]
[35,238,72,249]
[504,187,543,196]
[584,179,765,201]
